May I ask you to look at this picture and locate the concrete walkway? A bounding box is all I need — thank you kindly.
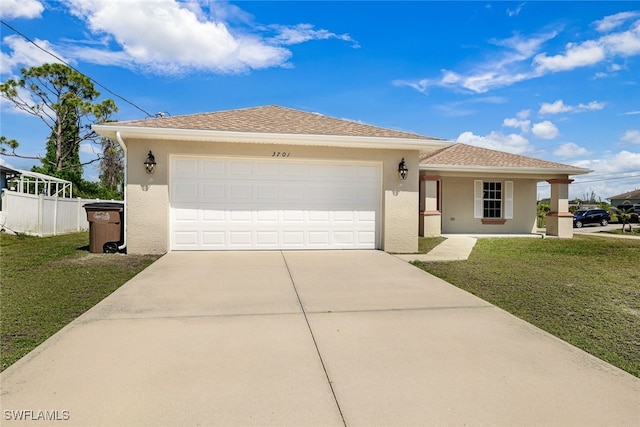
[395,236,477,262]
[396,227,640,263]
[1,251,639,426]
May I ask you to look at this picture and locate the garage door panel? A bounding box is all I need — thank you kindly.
[202,209,225,222]
[174,231,198,246]
[173,182,199,200]
[229,231,252,245]
[256,184,278,200]
[309,210,330,222]
[173,159,200,177]
[202,232,225,245]
[201,159,226,175]
[256,210,278,222]
[282,163,307,177]
[283,231,305,245]
[229,161,252,176]
[201,183,225,199]
[358,231,376,244]
[283,210,305,222]
[229,210,252,222]
[173,207,198,221]
[255,162,279,176]
[170,156,380,250]
[357,164,380,178]
[332,164,355,178]
[334,231,355,244]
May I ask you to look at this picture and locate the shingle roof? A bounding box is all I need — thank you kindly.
[608,189,640,200]
[420,143,590,172]
[106,105,441,140]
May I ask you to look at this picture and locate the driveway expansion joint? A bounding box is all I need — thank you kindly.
[305,304,494,315]
[280,251,348,427]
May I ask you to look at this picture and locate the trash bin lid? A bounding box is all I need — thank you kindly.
[83,202,124,210]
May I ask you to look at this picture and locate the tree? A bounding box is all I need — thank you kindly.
[0,63,118,192]
[99,134,123,193]
[612,206,634,233]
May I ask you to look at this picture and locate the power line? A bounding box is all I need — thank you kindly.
[1,20,154,118]
[538,173,640,187]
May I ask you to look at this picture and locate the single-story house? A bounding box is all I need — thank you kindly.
[608,189,640,208]
[93,105,590,255]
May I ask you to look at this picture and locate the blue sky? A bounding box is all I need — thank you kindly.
[1,1,639,201]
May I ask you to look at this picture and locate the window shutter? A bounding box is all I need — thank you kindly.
[505,181,514,219]
[474,180,483,219]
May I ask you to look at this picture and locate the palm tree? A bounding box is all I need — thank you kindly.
[612,206,634,233]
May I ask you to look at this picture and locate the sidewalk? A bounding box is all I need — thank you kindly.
[396,227,640,263]
[395,236,477,262]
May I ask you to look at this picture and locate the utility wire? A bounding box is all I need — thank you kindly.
[537,173,640,190]
[1,20,154,118]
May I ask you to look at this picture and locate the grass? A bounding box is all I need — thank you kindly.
[0,232,160,371]
[605,227,640,236]
[414,235,640,377]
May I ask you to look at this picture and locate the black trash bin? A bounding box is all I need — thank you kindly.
[83,202,124,253]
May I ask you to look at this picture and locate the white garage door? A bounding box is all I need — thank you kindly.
[170,156,381,250]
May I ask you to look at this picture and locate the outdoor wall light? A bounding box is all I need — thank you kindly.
[398,158,408,180]
[144,151,156,174]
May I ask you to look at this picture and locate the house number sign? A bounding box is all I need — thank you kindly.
[272,151,291,157]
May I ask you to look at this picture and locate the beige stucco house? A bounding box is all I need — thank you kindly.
[93,105,590,255]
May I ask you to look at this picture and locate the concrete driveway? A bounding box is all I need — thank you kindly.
[1,251,639,426]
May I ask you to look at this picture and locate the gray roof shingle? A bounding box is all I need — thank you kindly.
[420,143,590,171]
[106,105,441,140]
[608,189,640,200]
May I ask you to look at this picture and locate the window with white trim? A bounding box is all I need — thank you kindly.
[474,180,514,220]
[483,182,502,218]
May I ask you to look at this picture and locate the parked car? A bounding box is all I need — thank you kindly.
[573,209,611,228]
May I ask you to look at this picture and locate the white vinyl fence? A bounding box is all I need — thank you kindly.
[0,189,122,237]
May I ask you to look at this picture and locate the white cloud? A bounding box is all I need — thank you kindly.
[398,11,640,94]
[573,151,640,174]
[534,40,605,73]
[456,130,533,155]
[539,99,605,114]
[567,150,640,200]
[535,14,640,73]
[1,35,66,74]
[0,0,43,19]
[600,25,640,56]
[503,117,530,133]
[621,129,640,144]
[553,142,590,158]
[267,24,359,48]
[539,100,573,114]
[395,31,557,94]
[532,121,559,139]
[59,0,292,74]
[80,142,101,155]
[506,3,525,17]
[38,0,356,75]
[594,11,640,32]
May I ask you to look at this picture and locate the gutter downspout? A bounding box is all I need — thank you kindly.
[116,131,127,252]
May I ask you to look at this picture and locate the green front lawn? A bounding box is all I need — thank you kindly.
[0,232,160,371]
[414,235,640,377]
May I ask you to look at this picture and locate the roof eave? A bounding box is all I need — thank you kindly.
[419,164,592,176]
[92,124,453,153]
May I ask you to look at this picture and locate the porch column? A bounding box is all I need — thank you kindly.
[546,178,574,238]
[420,175,441,237]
